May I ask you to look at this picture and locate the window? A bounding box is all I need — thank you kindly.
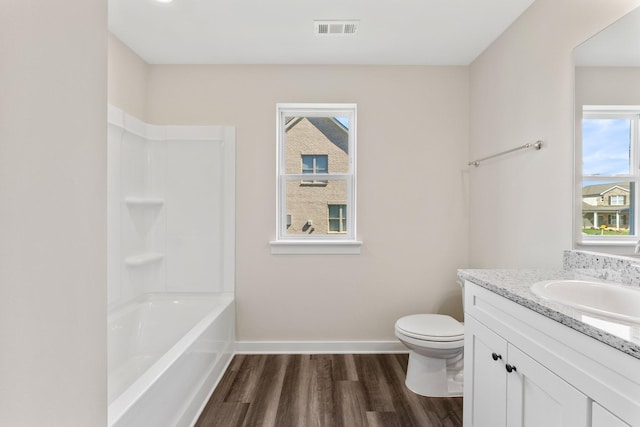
[302,155,328,174]
[271,103,360,254]
[301,155,328,184]
[578,107,638,242]
[610,195,625,206]
[328,204,347,233]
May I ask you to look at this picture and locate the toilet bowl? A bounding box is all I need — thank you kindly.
[395,313,464,397]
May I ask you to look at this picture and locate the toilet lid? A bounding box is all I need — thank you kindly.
[396,314,464,342]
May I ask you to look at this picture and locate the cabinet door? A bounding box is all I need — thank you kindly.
[506,345,589,427]
[464,316,508,427]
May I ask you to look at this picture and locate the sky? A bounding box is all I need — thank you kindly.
[335,117,349,129]
[582,118,632,176]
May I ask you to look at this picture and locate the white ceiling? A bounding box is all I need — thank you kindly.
[108,0,535,65]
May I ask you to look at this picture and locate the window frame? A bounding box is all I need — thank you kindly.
[576,106,640,246]
[271,103,361,254]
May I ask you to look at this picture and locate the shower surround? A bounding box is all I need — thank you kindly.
[107,105,236,426]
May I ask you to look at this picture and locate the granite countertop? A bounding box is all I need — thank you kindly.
[457,267,640,360]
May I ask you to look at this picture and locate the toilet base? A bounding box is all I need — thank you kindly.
[405,350,463,397]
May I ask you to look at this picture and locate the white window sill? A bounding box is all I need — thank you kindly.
[575,237,640,258]
[270,240,362,255]
[577,237,637,246]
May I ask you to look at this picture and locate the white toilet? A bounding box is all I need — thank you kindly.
[395,284,465,397]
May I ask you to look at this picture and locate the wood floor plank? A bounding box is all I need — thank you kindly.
[343,354,359,381]
[329,354,358,381]
[274,355,320,427]
[196,354,463,427]
[205,355,245,404]
[223,354,267,404]
[311,354,338,426]
[194,402,249,427]
[335,380,368,427]
[365,410,404,427]
[377,353,444,426]
[420,395,463,427]
[354,354,396,413]
[240,354,288,427]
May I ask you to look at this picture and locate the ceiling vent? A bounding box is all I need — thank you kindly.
[314,20,359,36]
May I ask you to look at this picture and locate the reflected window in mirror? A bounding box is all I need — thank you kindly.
[579,106,638,242]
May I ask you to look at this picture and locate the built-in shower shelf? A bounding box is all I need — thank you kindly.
[125,197,164,207]
[124,253,164,267]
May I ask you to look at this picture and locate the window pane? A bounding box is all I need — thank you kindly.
[301,155,314,173]
[582,118,631,175]
[581,180,633,235]
[284,179,348,236]
[315,155,328,173]
[284,116,349,174]
[328,205,340,217]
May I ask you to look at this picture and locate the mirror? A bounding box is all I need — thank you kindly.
[573,7,640,256]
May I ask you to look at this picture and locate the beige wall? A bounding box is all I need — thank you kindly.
[108,33,149,121]
[468,0,640,269]
[139,64,469,340]
[1,2,106,426]
[576,66,640,106]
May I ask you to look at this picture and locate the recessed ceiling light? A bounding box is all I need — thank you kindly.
[314,20,359,36]
[154,0,174,4]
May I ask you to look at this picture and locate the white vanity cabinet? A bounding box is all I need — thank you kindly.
[465,316,588,426]
[463,281,639,427]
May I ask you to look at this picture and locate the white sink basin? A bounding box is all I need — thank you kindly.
[530,280,640,324]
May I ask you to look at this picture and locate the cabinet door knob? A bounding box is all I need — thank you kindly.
[505,364,517,373]
[491,352,502,361]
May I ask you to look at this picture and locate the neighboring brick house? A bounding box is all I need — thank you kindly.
[582,183,630,230]
[284,116,349,235]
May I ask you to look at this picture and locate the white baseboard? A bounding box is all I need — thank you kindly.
[235,340,407,354]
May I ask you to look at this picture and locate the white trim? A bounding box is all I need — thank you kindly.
[108,106,229,142]
[269,239,362,254]
[583,105,640,113]
[222,127,236,293]
[576,238,637,246]
[235,340,406,354]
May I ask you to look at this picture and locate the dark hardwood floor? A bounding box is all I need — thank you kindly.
[196,354,462,427]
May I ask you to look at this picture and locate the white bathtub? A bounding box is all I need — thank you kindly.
[108,293,235,427]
